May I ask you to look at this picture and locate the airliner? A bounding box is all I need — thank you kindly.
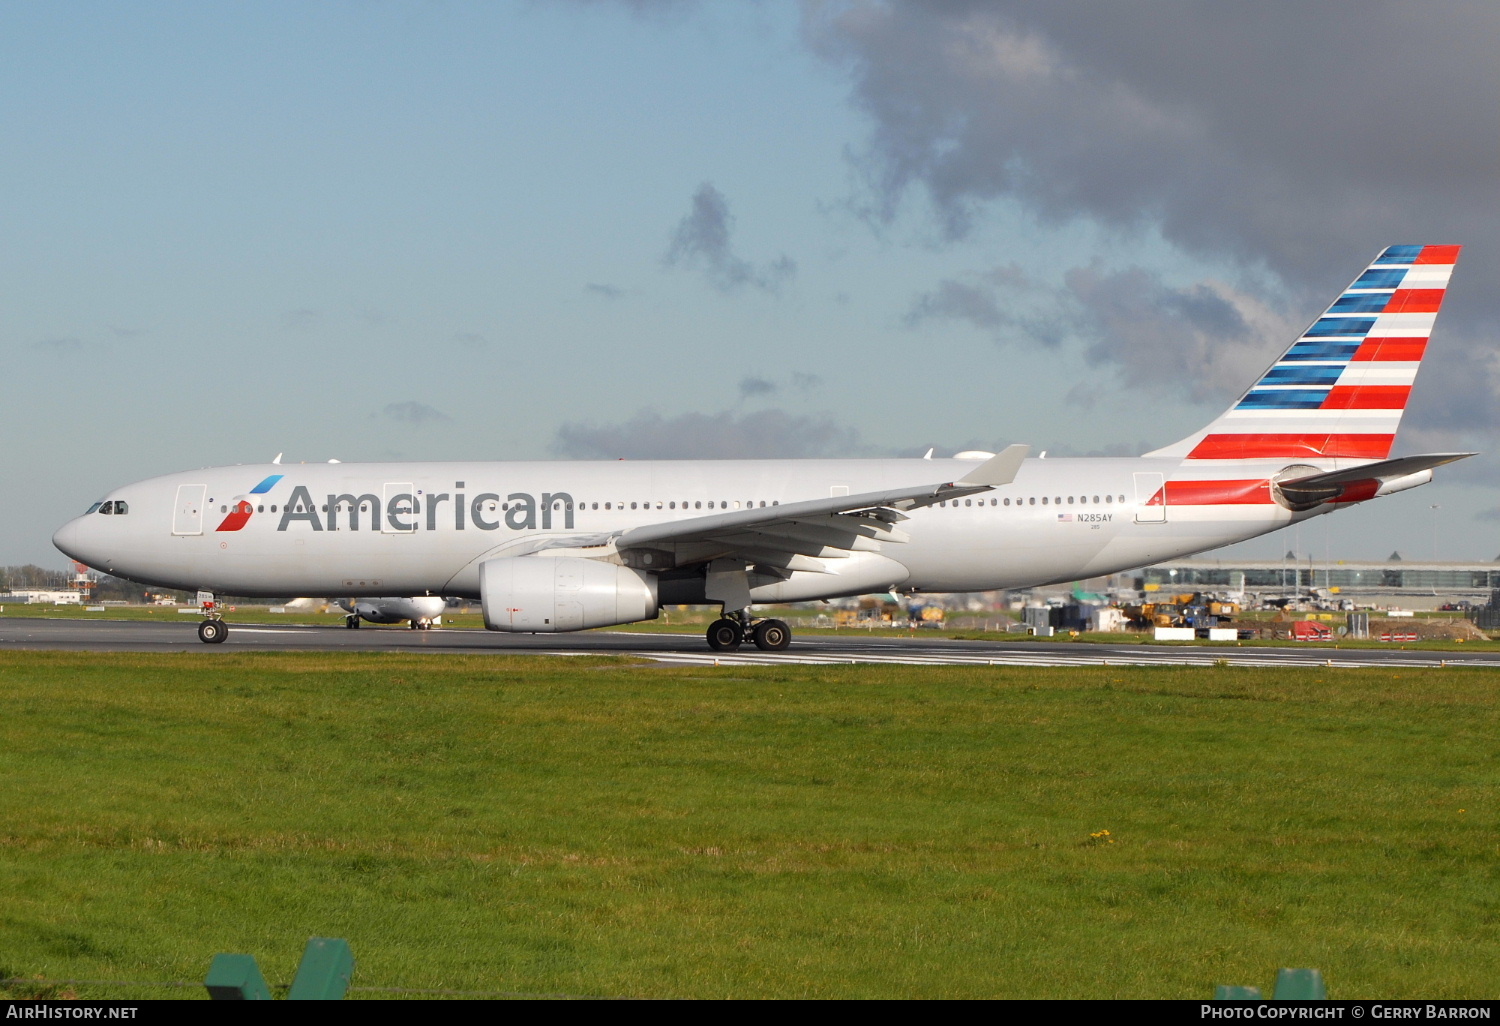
[53,246,1472,651]
[337,596,447,630]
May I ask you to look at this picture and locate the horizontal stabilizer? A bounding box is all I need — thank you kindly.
[1278,452,1474,508]
[956,444,1031,487]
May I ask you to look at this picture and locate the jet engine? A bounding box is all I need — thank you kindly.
[480,556,658,632]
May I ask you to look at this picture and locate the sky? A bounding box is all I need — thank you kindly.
[4,1,1498,567]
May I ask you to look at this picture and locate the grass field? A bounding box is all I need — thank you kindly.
[1,652,1497,999]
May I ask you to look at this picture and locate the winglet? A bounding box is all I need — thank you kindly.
[956,444,1030,487]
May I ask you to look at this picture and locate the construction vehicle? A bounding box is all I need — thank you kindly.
[1123,592,1241,631]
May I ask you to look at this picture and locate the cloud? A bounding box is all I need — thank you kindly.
[904,263,1066,347]
[553,408,868,460]
[664,182,797,293]
[808,2,1500,430]
[585,283,624,299]
[791,372,823,392]
[280,308,322,331]
[906,260,1295,403]
[1064,264,1298,403]
[32,337,90,355]
[377,401,451,426]
[738,376,778,399]
[809,4,1500,284]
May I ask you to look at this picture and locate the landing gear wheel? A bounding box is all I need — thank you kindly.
[706,618,743,652]
[197,619,227,644]
[752,619,792,652]
[345,614,360,629]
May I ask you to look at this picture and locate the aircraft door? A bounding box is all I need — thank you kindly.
[1133,472,1167,524]
[173,484,207,536]
[382,482,416,534]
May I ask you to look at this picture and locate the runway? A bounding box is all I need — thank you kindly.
[3,616,1495,670]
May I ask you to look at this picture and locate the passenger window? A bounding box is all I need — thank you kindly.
[695,501,701,509]
[631,502,637,509]
[669,502,676,509]
[1093,495,1100,504]
[1003,498,1010,506]
[965,499,971,506]
[1068,497,1074,505]
[1105,495,1112,504]
[1028,497,1035,506]
[1119,494,1126,502]
[1041,497,1048,505]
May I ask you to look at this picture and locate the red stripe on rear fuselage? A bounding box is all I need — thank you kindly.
[1164,480,1273,505]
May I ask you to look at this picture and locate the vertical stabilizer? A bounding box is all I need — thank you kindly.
[1146,245,1460,461]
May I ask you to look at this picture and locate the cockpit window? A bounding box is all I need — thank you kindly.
[97,500,129,515]
[86,502,103,514]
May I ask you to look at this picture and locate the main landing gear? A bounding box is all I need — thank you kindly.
[705,611,792,653]
[345,614,361,629]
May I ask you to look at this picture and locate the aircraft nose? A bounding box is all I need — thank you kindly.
[52,516,95,565]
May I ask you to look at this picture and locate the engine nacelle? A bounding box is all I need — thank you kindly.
[480,557,658,633]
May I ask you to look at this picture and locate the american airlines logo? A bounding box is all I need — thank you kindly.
[215,475,284,532]
[274,484,576,533]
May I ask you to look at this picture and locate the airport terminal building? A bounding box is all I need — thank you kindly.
[1137,556,1500,608]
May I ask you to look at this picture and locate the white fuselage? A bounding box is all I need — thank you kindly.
[53,455,1324,602]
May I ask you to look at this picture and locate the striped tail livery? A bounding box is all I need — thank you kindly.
[1144,245,1472,518]
[1152,244,1459,462]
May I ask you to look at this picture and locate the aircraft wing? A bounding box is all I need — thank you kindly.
[1278,452,1475,507]
[610,445,1029,573]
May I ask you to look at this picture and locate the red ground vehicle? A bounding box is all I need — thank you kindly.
[1291,620,1333,641]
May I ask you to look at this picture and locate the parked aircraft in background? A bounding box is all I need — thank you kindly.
[336,596,447,630]
[54,247,1472,651]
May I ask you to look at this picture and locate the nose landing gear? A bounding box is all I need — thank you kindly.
[705,610,792,652]
[197,597,228,644]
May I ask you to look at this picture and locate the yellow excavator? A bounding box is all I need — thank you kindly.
[1123,592,1240,630]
